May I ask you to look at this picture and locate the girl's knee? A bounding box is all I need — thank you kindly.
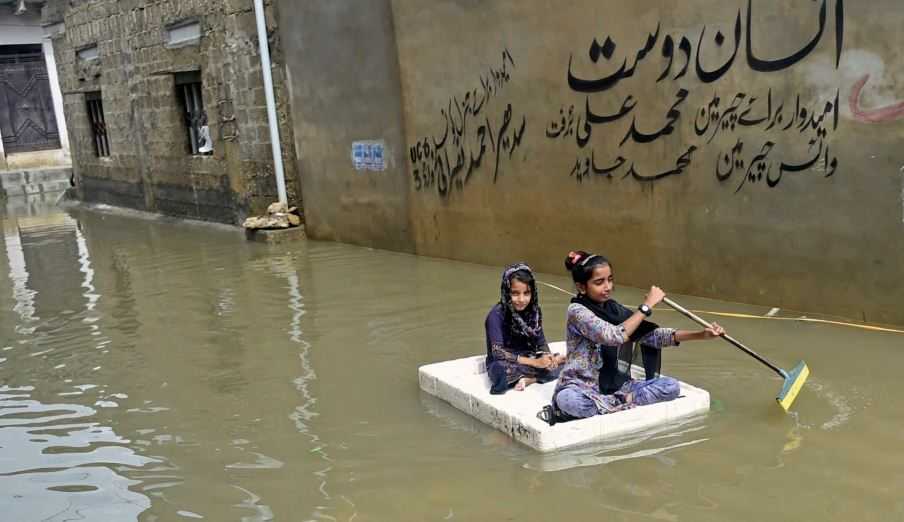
[661,377,680,399]
[555,390,596,419]
[631,377,680,406]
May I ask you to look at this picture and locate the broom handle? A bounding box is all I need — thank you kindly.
[662,297,786,377]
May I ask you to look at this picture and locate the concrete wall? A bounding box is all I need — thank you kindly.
[280,0,904,326]
[275,0,411,251]
[0,9,45,45]
[44,0,300,224]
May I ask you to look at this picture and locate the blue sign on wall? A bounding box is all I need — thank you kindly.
[352,140,386,171]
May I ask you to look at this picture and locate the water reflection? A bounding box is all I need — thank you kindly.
[523,420,710,473]
[420,390,711,473]
[2,201,903,521]
[0,386,153,520]
[3,218,38,333]
[265,255,335,521]
[0,209,157,520]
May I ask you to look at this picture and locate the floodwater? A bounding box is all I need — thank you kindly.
[0,199,902,522]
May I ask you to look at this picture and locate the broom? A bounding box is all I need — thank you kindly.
[663,297,809,412]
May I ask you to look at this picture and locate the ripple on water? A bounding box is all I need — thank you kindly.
[225,452,285,470]
[522,415,711,472]
[808,381,858,431]
[0,467,149,521]
[0,389,157,520]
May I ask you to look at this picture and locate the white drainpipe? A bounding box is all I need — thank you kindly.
[0,125,6,170]
[253,0,288,206]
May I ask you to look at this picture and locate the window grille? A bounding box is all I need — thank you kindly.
[175,71,211,155]
[85,91,110,157]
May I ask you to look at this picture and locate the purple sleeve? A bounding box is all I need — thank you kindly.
[536,327,550,352]
[485,307,517,363]
[638,328,679,348]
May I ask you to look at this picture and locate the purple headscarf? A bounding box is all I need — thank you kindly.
[500,263,543,341]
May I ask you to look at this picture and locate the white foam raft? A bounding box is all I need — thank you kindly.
[419,341,711,452]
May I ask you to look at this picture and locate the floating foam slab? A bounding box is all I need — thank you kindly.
[419,341,710,452]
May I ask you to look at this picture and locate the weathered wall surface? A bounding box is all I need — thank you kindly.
[280,0,904,325]
[45,0,300,224]
[275,0,412,251]
[0,9,45,45]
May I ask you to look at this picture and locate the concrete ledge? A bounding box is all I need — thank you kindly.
[0,168,73,197]
[244,226,306,243]
[60,202,242,235]
[419,341,710,452]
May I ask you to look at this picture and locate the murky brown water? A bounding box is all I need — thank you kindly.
[1,198,902,521]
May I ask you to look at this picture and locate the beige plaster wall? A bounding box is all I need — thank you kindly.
[280,0,904,324]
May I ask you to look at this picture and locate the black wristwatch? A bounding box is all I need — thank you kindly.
[638,304,653,317]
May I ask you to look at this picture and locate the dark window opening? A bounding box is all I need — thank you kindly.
[0,44,44,65]
[85,91,110,157]
[175,71,211,155]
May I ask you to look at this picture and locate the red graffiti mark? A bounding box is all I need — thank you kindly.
[849,74,904,123]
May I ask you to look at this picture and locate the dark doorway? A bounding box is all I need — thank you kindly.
[0,44,61,154]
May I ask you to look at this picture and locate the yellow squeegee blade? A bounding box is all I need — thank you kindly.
[776,361,809,412]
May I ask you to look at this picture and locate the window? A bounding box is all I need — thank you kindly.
[175,71,211,155]
[165,20,201,48]
[76,44,98,62]
[85,91,110,157]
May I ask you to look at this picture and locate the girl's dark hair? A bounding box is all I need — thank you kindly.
[507,268,537,305]
[508,268,534,287]
[500,264,543,342]
[564,250,611,284]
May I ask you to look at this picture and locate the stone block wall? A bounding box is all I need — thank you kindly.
[44,0,300,224]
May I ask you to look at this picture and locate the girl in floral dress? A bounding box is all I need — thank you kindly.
[553,251,725,418]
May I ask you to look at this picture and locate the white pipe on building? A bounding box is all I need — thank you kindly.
[42,38,71,161]
[0,124,6,170]
[253,0,288,206]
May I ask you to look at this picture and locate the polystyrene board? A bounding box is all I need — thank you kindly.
[419,341,710,452]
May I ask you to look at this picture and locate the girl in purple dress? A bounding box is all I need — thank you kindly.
[485,263,566,394]
[553,251,725,418]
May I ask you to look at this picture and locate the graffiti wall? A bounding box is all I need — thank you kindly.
[279,0,904,325]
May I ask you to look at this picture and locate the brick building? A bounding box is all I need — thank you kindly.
[43,0,300,223]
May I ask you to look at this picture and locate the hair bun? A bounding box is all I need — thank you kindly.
[564,250,585,271]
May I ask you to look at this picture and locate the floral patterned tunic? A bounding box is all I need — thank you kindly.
[553,302,679,412]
